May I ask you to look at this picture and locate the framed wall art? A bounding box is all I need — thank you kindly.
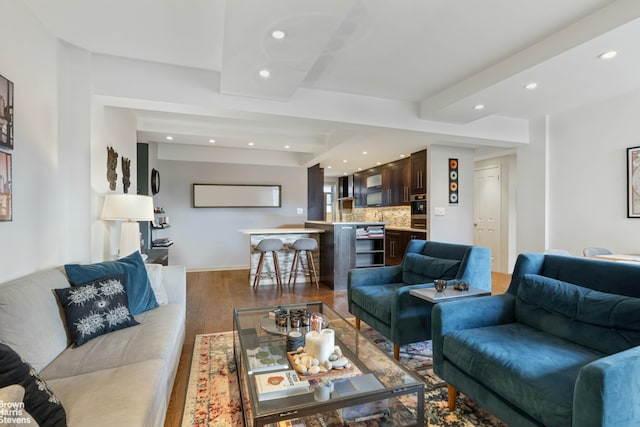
[627,146,640,218]
[0,151,12,221]
[0,73,14,150]
[449,158,459,204]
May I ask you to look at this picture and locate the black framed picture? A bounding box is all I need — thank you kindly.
[0,150,12,221]
[627,146,640,218]
[0,73,14,150]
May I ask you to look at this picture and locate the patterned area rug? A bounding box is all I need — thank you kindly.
[181,327,507,427]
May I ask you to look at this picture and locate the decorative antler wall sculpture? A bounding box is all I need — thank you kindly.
[122,156,131,194]
[107,146,118,191]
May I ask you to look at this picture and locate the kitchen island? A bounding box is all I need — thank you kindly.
[239,228,324,287]
[305,221,386,290]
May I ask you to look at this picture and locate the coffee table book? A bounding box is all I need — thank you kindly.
[254,370,311,401]
[246,345,289,374]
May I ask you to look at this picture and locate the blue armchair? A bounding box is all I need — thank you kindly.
[347,240,491,359]
[433,253,640,427]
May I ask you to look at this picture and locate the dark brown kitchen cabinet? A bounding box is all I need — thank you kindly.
[385,230,407,265]
[353,172,365,207]
[385,229,428,266]
[398,157,411,205]
[410,149,427,195]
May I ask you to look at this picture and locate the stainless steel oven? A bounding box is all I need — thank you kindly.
[410,194,427,229]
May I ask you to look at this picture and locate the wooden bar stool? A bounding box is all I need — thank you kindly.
[252,238,284,291]
[288,238,319,289]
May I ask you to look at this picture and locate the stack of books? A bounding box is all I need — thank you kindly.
[254,370,311,401]
[152,238,174,247]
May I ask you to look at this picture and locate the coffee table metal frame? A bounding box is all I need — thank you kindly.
[233,302,424,427]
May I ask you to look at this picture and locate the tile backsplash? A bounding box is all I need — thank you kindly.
[343,206,411,227]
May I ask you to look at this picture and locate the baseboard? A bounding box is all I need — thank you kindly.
[186,265,249,272]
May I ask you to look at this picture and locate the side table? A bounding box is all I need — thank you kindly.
[409,286,490,303]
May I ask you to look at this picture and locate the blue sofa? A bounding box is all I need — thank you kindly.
[433,253,640,427]
[348,240,491,359]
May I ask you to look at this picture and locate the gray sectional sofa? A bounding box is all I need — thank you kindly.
[0,261,186,426]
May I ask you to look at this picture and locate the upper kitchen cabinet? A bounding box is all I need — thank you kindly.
[353,172,365,208]
[338,175,353,199]
[410,150,427,195]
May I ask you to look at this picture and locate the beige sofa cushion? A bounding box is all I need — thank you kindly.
[46,360,166,427]
[40,303,185,380]
[0,269,70,372]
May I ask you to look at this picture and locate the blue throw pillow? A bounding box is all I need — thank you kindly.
[55,274,139,347]
[64,251,158,315]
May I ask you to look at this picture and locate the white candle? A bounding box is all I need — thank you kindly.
[305,329,335,362]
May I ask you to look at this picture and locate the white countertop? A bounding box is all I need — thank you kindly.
[238,228,325,235]
[305,220,386,226]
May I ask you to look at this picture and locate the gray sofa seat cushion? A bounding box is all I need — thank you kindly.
[0,269,70,372]
[444,322,604,427]
[46,359,166,427]
[349,283,406,324]
[40,303,184,380]
[516,274,640,355]
[402,253,460,285]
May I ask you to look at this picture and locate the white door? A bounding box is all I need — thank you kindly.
[474,166,501,271]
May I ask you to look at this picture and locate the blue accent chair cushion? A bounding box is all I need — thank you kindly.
[348,240,491,348]
[64,251,158,315]
[433,253,640,427]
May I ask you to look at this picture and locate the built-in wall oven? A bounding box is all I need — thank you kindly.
[410,194,427,229]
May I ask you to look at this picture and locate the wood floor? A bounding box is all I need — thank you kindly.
[163,270,512,427]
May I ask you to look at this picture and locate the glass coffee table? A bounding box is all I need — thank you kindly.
[233,302,424,426]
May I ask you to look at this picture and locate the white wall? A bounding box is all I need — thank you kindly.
[0,1,64,282]
[151,160,307,269]
[548,89,640,255]
[516,117,548,254]
[428,145,475,244]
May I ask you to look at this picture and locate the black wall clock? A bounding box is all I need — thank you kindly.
[151,168,160,195]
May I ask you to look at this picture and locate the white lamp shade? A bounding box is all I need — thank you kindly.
[102,194,154,222]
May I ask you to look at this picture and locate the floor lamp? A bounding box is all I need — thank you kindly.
[102,194,154,258]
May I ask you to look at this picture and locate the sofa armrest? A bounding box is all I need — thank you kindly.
[432,293,516,375]
[161,265,186,306]
[348,265,402,313]
[573,346,640,427]
[348,265,403,289]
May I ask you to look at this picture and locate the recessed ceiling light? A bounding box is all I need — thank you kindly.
[599,50,618,60]
[362,151,368,155]
[400,154,406,158]
[524,82,538,90]
[165,136,173,140]
[327,166,332,169]
[248,142,254,146]
[271,30,286,40]
[258,69,271,78]
[474,104,485,110]
[376,162,381,165]
[343,172,348,176]
[343,159,348,163]
[209,139,216,143]
[284,145,291,149]
[358,168,363,171]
